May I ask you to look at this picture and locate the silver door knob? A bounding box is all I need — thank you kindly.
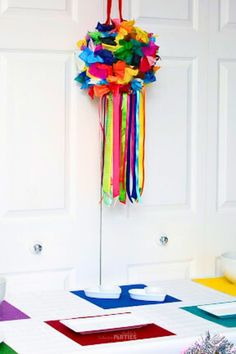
[33,243,43,255]
[159,235,168,246]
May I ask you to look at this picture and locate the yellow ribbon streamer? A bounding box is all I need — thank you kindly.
[102,94,113,204]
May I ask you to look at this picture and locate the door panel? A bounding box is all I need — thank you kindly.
[143,58,195,207]
[102,0,236,285]
[5,52,67,212]
[0,0,101,290]
[128,260,193,283]
[205,0,236,274]
[101,0,210,285]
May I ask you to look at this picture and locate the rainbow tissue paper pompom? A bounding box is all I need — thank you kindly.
[75,19,160,98]
[75,18,160,206]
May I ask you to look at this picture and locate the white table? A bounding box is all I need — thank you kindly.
[1,280,236,354]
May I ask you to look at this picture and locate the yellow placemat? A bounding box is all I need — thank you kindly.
[193,277,236,296]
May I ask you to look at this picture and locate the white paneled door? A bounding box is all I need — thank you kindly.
[205,0,236,274]
[0,1,102,291]
[101,0,236,285]
[0,0,235,291]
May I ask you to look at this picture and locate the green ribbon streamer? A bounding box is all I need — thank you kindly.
[119,93,127,203]
[102,93,113,205]
[0,343,18,354]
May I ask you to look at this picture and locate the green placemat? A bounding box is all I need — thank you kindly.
[182,306,236,328]
[0,342,18,353]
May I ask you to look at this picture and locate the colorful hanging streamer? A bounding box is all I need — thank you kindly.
[75,0,160,205]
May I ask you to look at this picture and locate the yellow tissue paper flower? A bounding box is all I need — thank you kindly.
[135,27,149,43]
[102,43,119,52]
[120,20,135,33]
[77,38,86,48]
[122,67,139,84]
[115,28,128,43]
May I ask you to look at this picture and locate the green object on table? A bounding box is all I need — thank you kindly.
[0,342,18,353]
[182,306,236,328]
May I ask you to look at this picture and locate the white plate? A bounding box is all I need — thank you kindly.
[198,301,236,318]
[60,312,150,334]
[0,331,4,343]
[128,288,166,302]
[84,286,121,299]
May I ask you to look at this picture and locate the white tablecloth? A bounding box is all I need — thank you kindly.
[0,279,236,354]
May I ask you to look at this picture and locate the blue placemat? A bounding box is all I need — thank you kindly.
[71,284,181,309]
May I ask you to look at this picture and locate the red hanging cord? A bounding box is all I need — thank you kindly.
[118,0,124,22]
[105,0,124,24]
[105,0,112,24]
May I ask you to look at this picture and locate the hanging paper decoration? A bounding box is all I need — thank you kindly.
[75,0,160,205]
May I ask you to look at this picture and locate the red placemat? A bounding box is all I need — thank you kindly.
[45,318,175,346]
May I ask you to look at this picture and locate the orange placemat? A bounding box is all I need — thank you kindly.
[193,277,236,296]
